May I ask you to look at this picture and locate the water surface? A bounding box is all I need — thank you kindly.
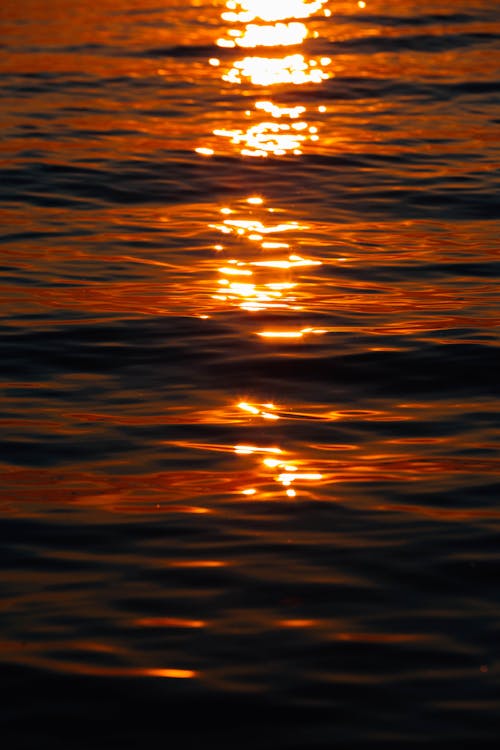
[1,0,500,746]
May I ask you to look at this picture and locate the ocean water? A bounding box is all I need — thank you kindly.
[1,1,500,746]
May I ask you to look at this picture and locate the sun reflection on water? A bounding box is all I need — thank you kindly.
[220,54,330,86]
[233,400,323,498]
[207,196,322,316]
[238,443,324,500]
[195,0,332,157]
[170,399,325,501]
[221,0,330,24]
[217,22,310,48]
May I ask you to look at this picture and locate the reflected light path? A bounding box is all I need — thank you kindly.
[221,0,330,24]
[171,410,325,500]
[196,0,332,157]
[206,195,323,319]
[234,400,323,499]
[217,22,310,48]
[164,393,500,510]
[219,54,330,86]
[236,442,324,500]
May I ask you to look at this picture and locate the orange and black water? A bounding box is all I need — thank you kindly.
[1,1,499,747]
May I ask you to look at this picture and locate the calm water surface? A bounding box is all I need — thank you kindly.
[1,0,500,746]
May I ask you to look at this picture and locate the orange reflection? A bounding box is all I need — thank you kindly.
[144,668,197,679]
[135,618,205,628]
[236,441,324,498]
[239,450,324,498]
[167,413,324,500]
[214,119,309,157]
[196,1,331,157]
[217,22,309,48]
[257,327,327,338]
[219,416,325,498]
[208,197,322,316]
[221,54,330,86]
[238,401,280,420]
[0,649,198,680]
[168,560,228,568]
[220,1,329,24]
[234,444,282,455]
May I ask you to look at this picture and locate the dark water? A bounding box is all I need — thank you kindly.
[1,0,500,746]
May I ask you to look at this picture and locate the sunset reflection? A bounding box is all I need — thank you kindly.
[212,103,324,156]
[217,22,309,48]
[208,197,322,315]
[220,54,330,86]
[2,0,499,716]
[196,0,331,157]
[228,400,325,497]
[221,1,330,23]
[167,401,325,501]
[236,440,324,499]
[238,401,280,420]
[257,327,327,338]
[135,618,205,628]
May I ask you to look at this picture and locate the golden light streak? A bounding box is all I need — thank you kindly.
[216,37,236,48]
[238,402,282,420]
[278,472,323,483]
[168,560,227,568]
[181,506,213,514]
[251,255,321,268]
[266,282,295,290]
[208,99,322,158]
[144,669,197,679]
[167,413,325,501]
[238,401,260,414]
[213,122,308,158]
[221,1,328,23]
[234,444,282,455]
[198,1,331,159]
[136,618,205,629]
[258,446,324,497]
[261,241,290,249]
[212,218,307,236]
[219,266,253,276]
[208,202,321,314]
[257,330,305,339]
[256,101,306,118]
[213,292,294,312]
[222,54,330,86]
[24,663,199,680]
[278,619,317,627]
[218,22,309,48]
[257,327,326,339]
[263,458,281,468]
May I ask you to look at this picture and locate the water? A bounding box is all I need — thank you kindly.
[1,0,500,746]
